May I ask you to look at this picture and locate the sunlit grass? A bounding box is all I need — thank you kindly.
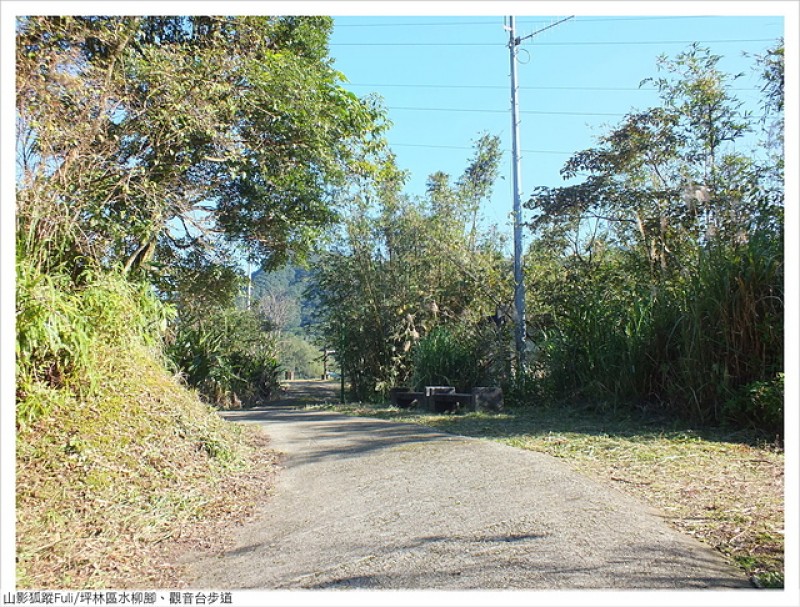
[16,342,278,589]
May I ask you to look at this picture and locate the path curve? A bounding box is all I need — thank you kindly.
[185,385,751,590]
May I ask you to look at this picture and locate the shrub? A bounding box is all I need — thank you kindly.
[16,258,173,428]
[276,334,325,379]
[723,373,784,436]
[166,308,281,408]
[411,324,503,393]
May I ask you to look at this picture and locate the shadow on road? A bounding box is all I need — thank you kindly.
[220,405,457,466]
[265,379,342,408]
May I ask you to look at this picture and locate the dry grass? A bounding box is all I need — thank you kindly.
[316,401,784,588]
[16,343,280,589]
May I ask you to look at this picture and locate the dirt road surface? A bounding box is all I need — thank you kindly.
[183,380,752,590]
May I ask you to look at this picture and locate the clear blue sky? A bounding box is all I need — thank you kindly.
[327,12,784,246]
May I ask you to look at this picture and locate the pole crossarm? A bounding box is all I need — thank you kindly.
[513,16,575,46]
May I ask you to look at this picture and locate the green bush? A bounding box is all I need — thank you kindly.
[723,373,784,436]
[16,258,173,428]
[525,232,783,433]
[411,324,502,393]
[166,308,281,407]
[16,261,92,396]
[276,334,325,379]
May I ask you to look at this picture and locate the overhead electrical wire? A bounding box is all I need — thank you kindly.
[390,143,572,154]
[388,106,626,117]
[329,18,775,179]
[345,83,760,92]
[328,38,774,47]
[333,16,759,27]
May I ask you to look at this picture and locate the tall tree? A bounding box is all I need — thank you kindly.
[527,45,772,274]
[521,44,783,426]
[310,136,508,400]
[16,16,387,283]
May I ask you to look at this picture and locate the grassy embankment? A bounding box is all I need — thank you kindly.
[16,265,279,588]
[313,400,784,588]
[16,343,279,589]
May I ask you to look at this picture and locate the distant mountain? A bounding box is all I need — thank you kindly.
[249,263,316,334]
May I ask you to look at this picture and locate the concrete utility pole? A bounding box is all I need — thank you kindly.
[506,15,574,371]
[507,16,526,370]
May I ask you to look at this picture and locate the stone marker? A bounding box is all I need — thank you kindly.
[472,386,503,411]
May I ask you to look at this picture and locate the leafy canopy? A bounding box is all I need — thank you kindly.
[16,16,388,285]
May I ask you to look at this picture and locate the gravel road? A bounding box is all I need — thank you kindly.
[184,382,752,590]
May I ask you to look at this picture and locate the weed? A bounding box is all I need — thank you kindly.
[16,320,277,588]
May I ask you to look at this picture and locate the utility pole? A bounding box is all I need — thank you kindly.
[507,16,526,370]
[506,15,574,372]
[246,256,252,309]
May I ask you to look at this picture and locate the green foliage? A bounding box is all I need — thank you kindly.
[16,15,387,287]
[311,135,510,401]
[724,374,784,436]
[157,249,245,316]
[659,235,783,421]
[16,258,173,428]
[277,334,325,379]
[15,14,388,430]
[411,326,478,392]
[16,322,263,588]
[166,308,281,408]
[524,226,783,430]
[411,323,510,393]
[16,262,91,399]
[249,264,314,333]
[521,44,783,434]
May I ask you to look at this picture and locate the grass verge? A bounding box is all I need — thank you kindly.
[16,342,279,589]
[309,400,784,588]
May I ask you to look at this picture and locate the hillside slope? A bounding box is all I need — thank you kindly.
[16,340,278,588]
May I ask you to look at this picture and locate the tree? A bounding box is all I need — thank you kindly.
[527,45,773,274]
[16,16,387,284]
[310,135,510,400]
[249,263,315,333]
[521,44,783,428]
[16,16,389,410]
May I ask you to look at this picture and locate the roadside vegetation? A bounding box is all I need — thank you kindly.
[311,42,784,436]
[306,43,785,589]
[15,258,280,587]
[14,16,385,587]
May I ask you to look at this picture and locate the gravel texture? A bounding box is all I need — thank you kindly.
[183,396,752,590]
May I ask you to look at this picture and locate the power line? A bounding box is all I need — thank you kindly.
[333,16,753,27]
[390,143,572,154]
[346,82,759,92]
[517,15,576,42]
[331,42,499,46]
[528,38,775,46]
[334,20,499,28]
[389,106,626,117]
[328,38,774,47]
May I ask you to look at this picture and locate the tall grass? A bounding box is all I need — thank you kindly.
[664,235,783,429]
[16,258,173,428]
[166,308,282,408]
[15,254,273,588]
[411,324,509,393]
[532,234,783,434]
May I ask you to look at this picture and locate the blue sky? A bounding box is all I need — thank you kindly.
[327,13,784,244]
